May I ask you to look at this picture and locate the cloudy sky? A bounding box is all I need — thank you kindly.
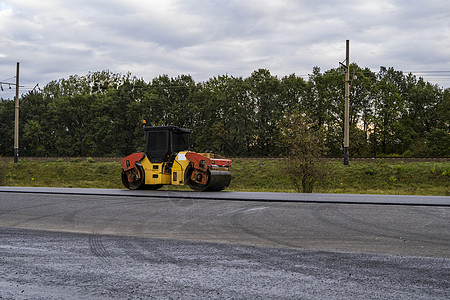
[1,0,449,98]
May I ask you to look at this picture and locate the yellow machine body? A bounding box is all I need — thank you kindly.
[140,152,191,186]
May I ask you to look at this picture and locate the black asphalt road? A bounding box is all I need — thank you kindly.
[0,189,449,299]
[1,186,449,206]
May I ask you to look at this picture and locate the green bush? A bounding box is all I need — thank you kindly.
[280,112,327,193]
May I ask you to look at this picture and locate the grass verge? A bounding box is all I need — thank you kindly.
[0,158,448,195]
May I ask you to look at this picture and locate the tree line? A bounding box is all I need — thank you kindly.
[0,65,448,158]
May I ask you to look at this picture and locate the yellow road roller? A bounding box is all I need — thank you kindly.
[121,125,231,191]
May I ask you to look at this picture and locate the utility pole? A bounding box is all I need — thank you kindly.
[14,62,19,163]
[343,40,350,166]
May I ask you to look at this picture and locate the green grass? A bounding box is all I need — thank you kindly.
[0,159,121,189]
[1,158,449,195]
[317,160,450,196]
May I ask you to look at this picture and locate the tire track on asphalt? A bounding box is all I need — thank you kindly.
[229,203,300,248]
[113,193,204,264]
[87,197,168,263]
[309,204,450,251]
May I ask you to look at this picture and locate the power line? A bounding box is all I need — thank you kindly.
[409,75,450,77]
[0,81,24,86]
[406,70,450,73]
[1,76,16,82]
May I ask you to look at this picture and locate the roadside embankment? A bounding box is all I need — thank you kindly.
[0,158,449,195]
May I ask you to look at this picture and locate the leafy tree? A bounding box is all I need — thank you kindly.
[427,128,450,156]
[246,69,282,156]
[20,91,55,156]
[193,75,253,156]
[46,93,94,156]
[107,78,150,156]
[436,88,450,131]
[22,120,47,156]
[0,99,14,156]
[371,67,407,155]
[0,66,447,159]
[349,65,377,136]
[279,74,308,112]
[303,67,345,156]
[145,75,196,127]
[350,125,371,157]
[304,67,327,128]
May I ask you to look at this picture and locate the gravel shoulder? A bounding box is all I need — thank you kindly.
[1,227,449,300]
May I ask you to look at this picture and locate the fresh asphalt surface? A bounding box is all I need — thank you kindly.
[2,186,450,206]
[0,187,449,299]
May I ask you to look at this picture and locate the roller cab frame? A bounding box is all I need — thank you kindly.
[121,125,231,191]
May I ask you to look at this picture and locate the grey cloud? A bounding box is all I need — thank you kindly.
[0,0,449,92]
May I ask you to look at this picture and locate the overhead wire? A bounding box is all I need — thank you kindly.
[2,69,450,98]
[1,76,16,81]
